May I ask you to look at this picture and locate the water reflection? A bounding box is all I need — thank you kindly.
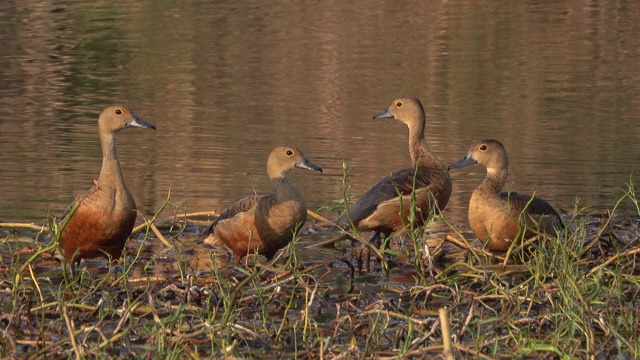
[0,0,638,226]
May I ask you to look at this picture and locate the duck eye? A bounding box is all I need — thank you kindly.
[480,145,487,151]
[115,109,123,115]
[396,101,402,107]
[285,150,293,156]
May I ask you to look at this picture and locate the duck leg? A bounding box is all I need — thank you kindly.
[353,231,384,273]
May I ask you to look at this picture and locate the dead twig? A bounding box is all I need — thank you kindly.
[445,235,504,260]
[0,222,49,232]
[439,307,454,360]
[584,246,640,278]
[305,233,352,249]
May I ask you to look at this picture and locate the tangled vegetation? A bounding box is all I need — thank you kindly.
[0,180,638,359]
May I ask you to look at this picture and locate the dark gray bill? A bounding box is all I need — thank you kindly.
[296,156,323,173]
[127,113,156,130]
[373,108,393,119]
[448,152,477,170]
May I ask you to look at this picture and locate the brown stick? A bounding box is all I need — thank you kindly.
[305,234,352,249]
[444,234,502,259]
[584,246,640,278]
[178,211,220,218]
[0,222,49,232]
[307,209,330,223]
[439,307,454,360]
[150,223,174,249]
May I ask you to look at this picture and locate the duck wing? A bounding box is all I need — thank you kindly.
[203,194,269,236]
[337,167,435,227]
[501,192,564,230]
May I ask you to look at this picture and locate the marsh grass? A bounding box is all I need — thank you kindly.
[0,179,639,358]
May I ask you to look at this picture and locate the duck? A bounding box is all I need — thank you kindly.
[448,139,564,251]
[58,105,156,265]
[337,97,452,244]
[202,146,323,260]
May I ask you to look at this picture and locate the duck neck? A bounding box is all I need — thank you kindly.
[408,120,439,168]
[478,168,508,196]
[272,176,301,202]
[98,132,126,187]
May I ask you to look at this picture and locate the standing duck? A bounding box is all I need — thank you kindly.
[448,139,564,251]
[203,146,322,260]
[337,97,452,244]
[58,105,156,265]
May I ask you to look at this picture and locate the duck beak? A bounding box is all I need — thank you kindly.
[295,156,323,173]
[127,113,156,130]
[448,151,477,170]
[373,107,393,119]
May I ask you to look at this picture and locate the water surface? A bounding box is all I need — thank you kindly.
[0,0,638,225]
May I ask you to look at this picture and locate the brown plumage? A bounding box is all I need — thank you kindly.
[202,146,323,260]
[337,97,452,243]
[58,105,156,265]
[448,139,564,251]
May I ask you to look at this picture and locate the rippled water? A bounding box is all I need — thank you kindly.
[0,0,638,226]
